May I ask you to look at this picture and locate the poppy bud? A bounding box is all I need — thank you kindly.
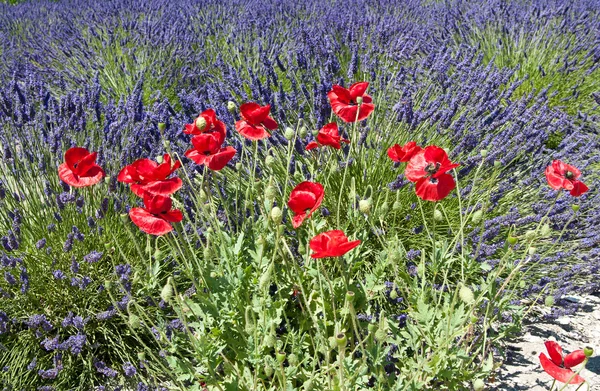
[571,204,580,212]
[199,190,207,203]
[540,224,551,236]
[153,248,163,260]
[374,328,387,342]
[356,96,363,105]
[298,242,306,254]
[155,155,164,164]
[311,128,319,137]
[494,160,501,168]
[245,306,254,333]
[203,247,211,259]
[161,278,174,302]
[336,333,347,348]
[129,313,141,329]
[528,246,536,255]
[271,206,283,224]
[304,380,314,391]
[265,155,276,167]
[259,262,273,291]
[288,353,299,366]
[227,101,237,113]
[472,210,483,224]
[257,236,266,247]
[433,209,443,221]
[137,352,146,362]
[104,280,112,291]
[265,185,277,201]
[459,284,474,304]
[390,289,398,300]
[278,224,285,236]
[235,162,242,171]
[299,126,308,138]
[195,116,208,132]
[158,123,166,133]
[284,127,295,140]
[359,199,372,214]
[472,379,485,391]
[264,363,274,377]
[584,346,593,357]
[264,335,276,348]
[519,280,526,288]
[393,201,402,211]
[276,351,286,364]
[379,202,389,216]
[471,315,478,324]
[480,149,488,158]
[524,230,536,240]
[544,296,555,307]
[507,235,518,245]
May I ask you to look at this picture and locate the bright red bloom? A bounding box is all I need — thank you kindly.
[327,82,375,123]
[184,134,236,171]
[539,341,586,384]
[235,102,278,140]
[545,160,589,197]
[387,141,422,163]
[309,230,361,258]
[287,181,324,229]
[183,109,227,145]
[405,146,459,202]
[129,193,183,236]
[118,154,182,197]
[58,147,105,188]
[305,123,350,150]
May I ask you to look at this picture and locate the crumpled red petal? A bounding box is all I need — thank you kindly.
[539,353,585,384]
[129,208,174,236]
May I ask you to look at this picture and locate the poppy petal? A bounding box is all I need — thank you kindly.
[64,147,91,172]
[185,149,212,166]
[129,208,173,236]
[405,151,428,182]
[539,353,585,384]
[545,341,564,366]
[306,141,319,151]
[415,174,455,202]
[162,210,184,223]
[564,350,586,369]
[240,103,270,125]
[287,191,318,214]
[207,147,236,171]
[329,85,351,103]
[292,213,307,229]
[349,82,369,100]
[569,181,588,197]
[132,178,183,197]
[235,120,271,140]
[262,116,278,131]
[58,164,105,188]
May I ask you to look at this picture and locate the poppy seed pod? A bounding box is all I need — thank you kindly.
[584,346,593,357]
[355,96,363,105]
[271,207,283,224]
[507,235,518,245]
[480,149,488,158]
[336,333,347,348]
[276,351,286,364]
[572,204,580,212]
[158,123,166,133]
[345,290,355,303]
[284,127,295,140]
[227,101,237,113]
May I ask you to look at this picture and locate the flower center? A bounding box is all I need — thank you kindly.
[565,171,574,179]
[425,162,441,175]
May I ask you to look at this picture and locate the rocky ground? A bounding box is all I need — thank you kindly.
[490,294,600,391]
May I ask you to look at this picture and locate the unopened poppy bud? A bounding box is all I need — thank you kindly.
[259,262,273,291]
[129,313,141,329]
[227,101,237,113]
[304,379,314,391]
[264,363,274,377]
[544,296,555,307]
[540,224,551,236]
[257,236,266,247]
[390,290,398,300]
[153,248,163,260]
[519,280,526,288]
[104,280,112,290]
[336,333,347,348]
[276,351,286,364]
[472,379,485,391]
[265,185,277,201]
[507,235,518,245]
[433,209,443,221]
[271,207,283,224]
[571,204,580,213]
[160,279,174,302]
[235,162,242,171]
[158,122,166,133]
[195,116,208,132]
[459,284,474,304]
[288,353,299,366]
[356,96,363,105]
[299,126,308,138]
[203,247,211,259]
[528,246,536,255]
[471,315,478,323]
[524,230,537,240]
[284,127,295,140]
[155,155,164,164]
[494,160,501,168]
[346,291,355,303]
[472,210,483,224]
[137,352,146,362]
[480,149,488,158]
[163,140,170,149]
[298,242,306,254]
[265,155,276,167]
[374,328,387,342]
[584,346,593,357]
[278,224,285,235]
[359,199,372,214]
[264,334,276,348]
[379,202,389,216]
[393,201,402,211]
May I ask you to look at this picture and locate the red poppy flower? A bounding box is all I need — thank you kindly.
[387,141,422,163]
[539,341,586,384]
[58,147,105,188]
[405,146,459,202]
[287,181,324,228]
[117,154,182,197]
[129,193,183,236]
[235,102,278,140]
[327,82,375,123]
[309,230,361,258]
[183,109,226,145]
[305,123,350,150]
[184,134,236,171]
[545,160,589,197]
